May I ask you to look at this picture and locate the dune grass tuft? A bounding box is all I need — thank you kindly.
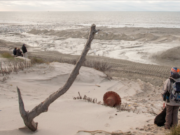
[0,52,14,59]
[167,125,180,135]
[30,57,45,64]
[84,60,112,72]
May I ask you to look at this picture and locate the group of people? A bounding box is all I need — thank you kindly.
[13,44,28,58]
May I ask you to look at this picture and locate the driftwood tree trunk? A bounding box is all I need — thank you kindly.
[17,24,99,131]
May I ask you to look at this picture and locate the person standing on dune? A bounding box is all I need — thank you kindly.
[22,44,28,58]
[162,67,180,129]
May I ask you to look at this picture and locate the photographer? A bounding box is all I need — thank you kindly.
[162,67,180,129]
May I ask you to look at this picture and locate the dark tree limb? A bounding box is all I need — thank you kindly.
[17,24,99,131]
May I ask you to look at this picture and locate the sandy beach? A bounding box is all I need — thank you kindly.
[0,26,180,135]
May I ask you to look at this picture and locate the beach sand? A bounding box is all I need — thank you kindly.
[0,62,167,135]
[0,27,180,135]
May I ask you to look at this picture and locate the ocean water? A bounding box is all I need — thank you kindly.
[0,12,180,33]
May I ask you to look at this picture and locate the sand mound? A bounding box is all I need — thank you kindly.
[153,46,180,66]
[19,62,106,84]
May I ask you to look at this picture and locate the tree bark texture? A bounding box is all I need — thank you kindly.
[17,24,99,131]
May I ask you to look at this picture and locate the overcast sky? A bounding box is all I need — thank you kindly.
[0,0,180,11]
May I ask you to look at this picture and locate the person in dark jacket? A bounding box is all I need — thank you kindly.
[13,47,17,56]
[22,44,28,58]
[16,48,23,57]
[162,67,180,129]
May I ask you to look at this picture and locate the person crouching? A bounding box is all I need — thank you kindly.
[16,48,23,57]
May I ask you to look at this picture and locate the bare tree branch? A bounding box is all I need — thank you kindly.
[17,24,98,131]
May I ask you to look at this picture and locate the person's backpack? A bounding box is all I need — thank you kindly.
[170,80,180,103]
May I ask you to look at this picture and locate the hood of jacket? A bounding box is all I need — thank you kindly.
[170,73,180,82]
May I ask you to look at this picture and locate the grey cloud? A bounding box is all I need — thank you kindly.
[0,0,180,11]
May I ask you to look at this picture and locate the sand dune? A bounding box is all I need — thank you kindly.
[153,46,180,67]
[0,62,165,135]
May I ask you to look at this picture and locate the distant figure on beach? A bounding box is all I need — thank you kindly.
[13,47,17,56]
[162,67,180,129]
[22,44,28,58]
[16,48,23,57]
